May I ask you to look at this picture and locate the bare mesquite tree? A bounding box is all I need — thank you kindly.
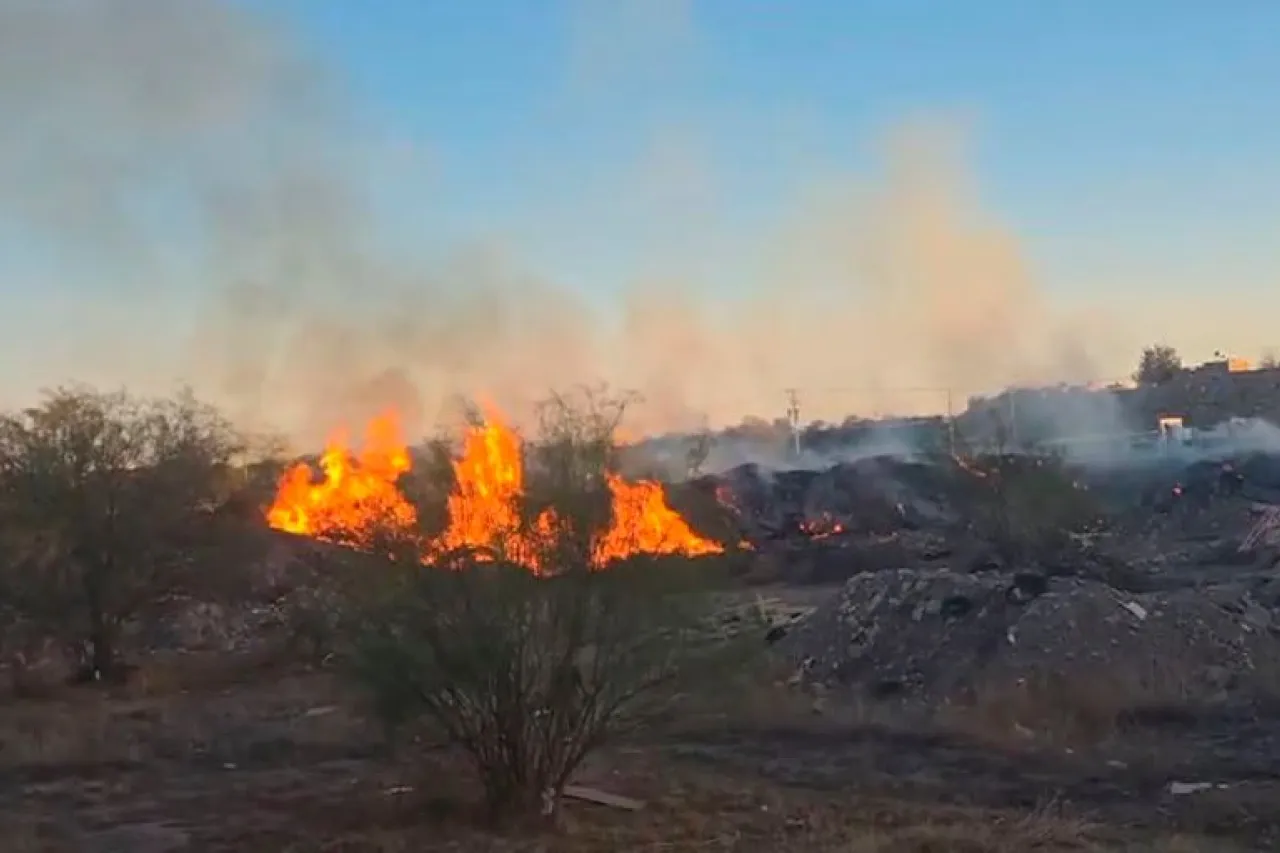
[345,388,752,824]
[684,430,713,479]
[0,385,243,681]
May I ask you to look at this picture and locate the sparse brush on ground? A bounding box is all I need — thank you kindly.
[348,557,753,823]
[262,763,1241,853]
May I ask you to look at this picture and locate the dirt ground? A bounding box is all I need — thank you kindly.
[3,642,1278,853]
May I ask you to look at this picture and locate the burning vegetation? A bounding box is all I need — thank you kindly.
[265,408,722,571]
[266,412,418,545]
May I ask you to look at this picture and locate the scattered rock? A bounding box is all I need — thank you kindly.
[1007,571,1049,602]
[85,821,190,853]
[779,567,1280,705]
[1168,781,1218,796]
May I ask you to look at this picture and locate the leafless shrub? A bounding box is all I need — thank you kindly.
[685,430,713,479]
[342,389,758,826]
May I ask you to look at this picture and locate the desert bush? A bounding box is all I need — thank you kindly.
[342,389,757,825]
[961,450,1100,567]
[0,385,243,681]
[275,542,415,665]
[350,557,741,821]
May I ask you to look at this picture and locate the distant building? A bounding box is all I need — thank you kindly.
[957,357,1280,446]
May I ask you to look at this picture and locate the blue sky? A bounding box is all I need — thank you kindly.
[3,0,1279,425]
[242,0,1280,313]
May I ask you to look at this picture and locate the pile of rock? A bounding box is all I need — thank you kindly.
[699,455,963,544]
[778,567,1280,705]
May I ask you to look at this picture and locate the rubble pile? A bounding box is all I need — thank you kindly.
[700,456,961,543]
[690,448,1280,587]
[779,567,1280,705]
[684,455,977,584]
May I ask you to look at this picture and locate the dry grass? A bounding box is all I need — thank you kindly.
[116,645,297,697]
[0,650,1269,852]
[654,651,911,741]
[0,819,47,853]
[1249,647,1280,711]
[263,767,1238,852]
[938,658,1208,750]
[0,655,366,773]
[0,697,131,766]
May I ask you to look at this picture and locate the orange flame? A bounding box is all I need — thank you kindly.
[434,413,525,554]
[265,408,723,571]
[594,474,723,563]
[266,411,417,546]
[428,411,558,571]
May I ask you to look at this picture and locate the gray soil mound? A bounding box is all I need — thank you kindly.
[780,567,1280,704]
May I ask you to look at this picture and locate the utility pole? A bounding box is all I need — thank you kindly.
[1008,391,1019,448]
[785,388,801,458]
[946,388,956,455]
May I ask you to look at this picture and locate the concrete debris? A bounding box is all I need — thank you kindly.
[1242,505,1280,551]
[1121,601,1149,621]
[562,784,646,811]
[779,567,1280,705]
[1168,781,1222,796]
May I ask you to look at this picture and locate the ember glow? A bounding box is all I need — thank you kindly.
[800,514,845,539]
[265,408,722,571]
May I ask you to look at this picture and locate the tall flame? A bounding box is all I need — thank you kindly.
[266,411,417,545]
[429,411,556,570]
[594,474,723,563]
[265,408,723,571]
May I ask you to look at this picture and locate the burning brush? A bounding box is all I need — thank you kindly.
[266,409,724,572]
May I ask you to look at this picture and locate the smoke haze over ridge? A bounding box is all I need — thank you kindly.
[1,0,1276,449]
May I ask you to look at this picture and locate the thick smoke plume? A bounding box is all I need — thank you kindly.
[0,0,1161,451]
